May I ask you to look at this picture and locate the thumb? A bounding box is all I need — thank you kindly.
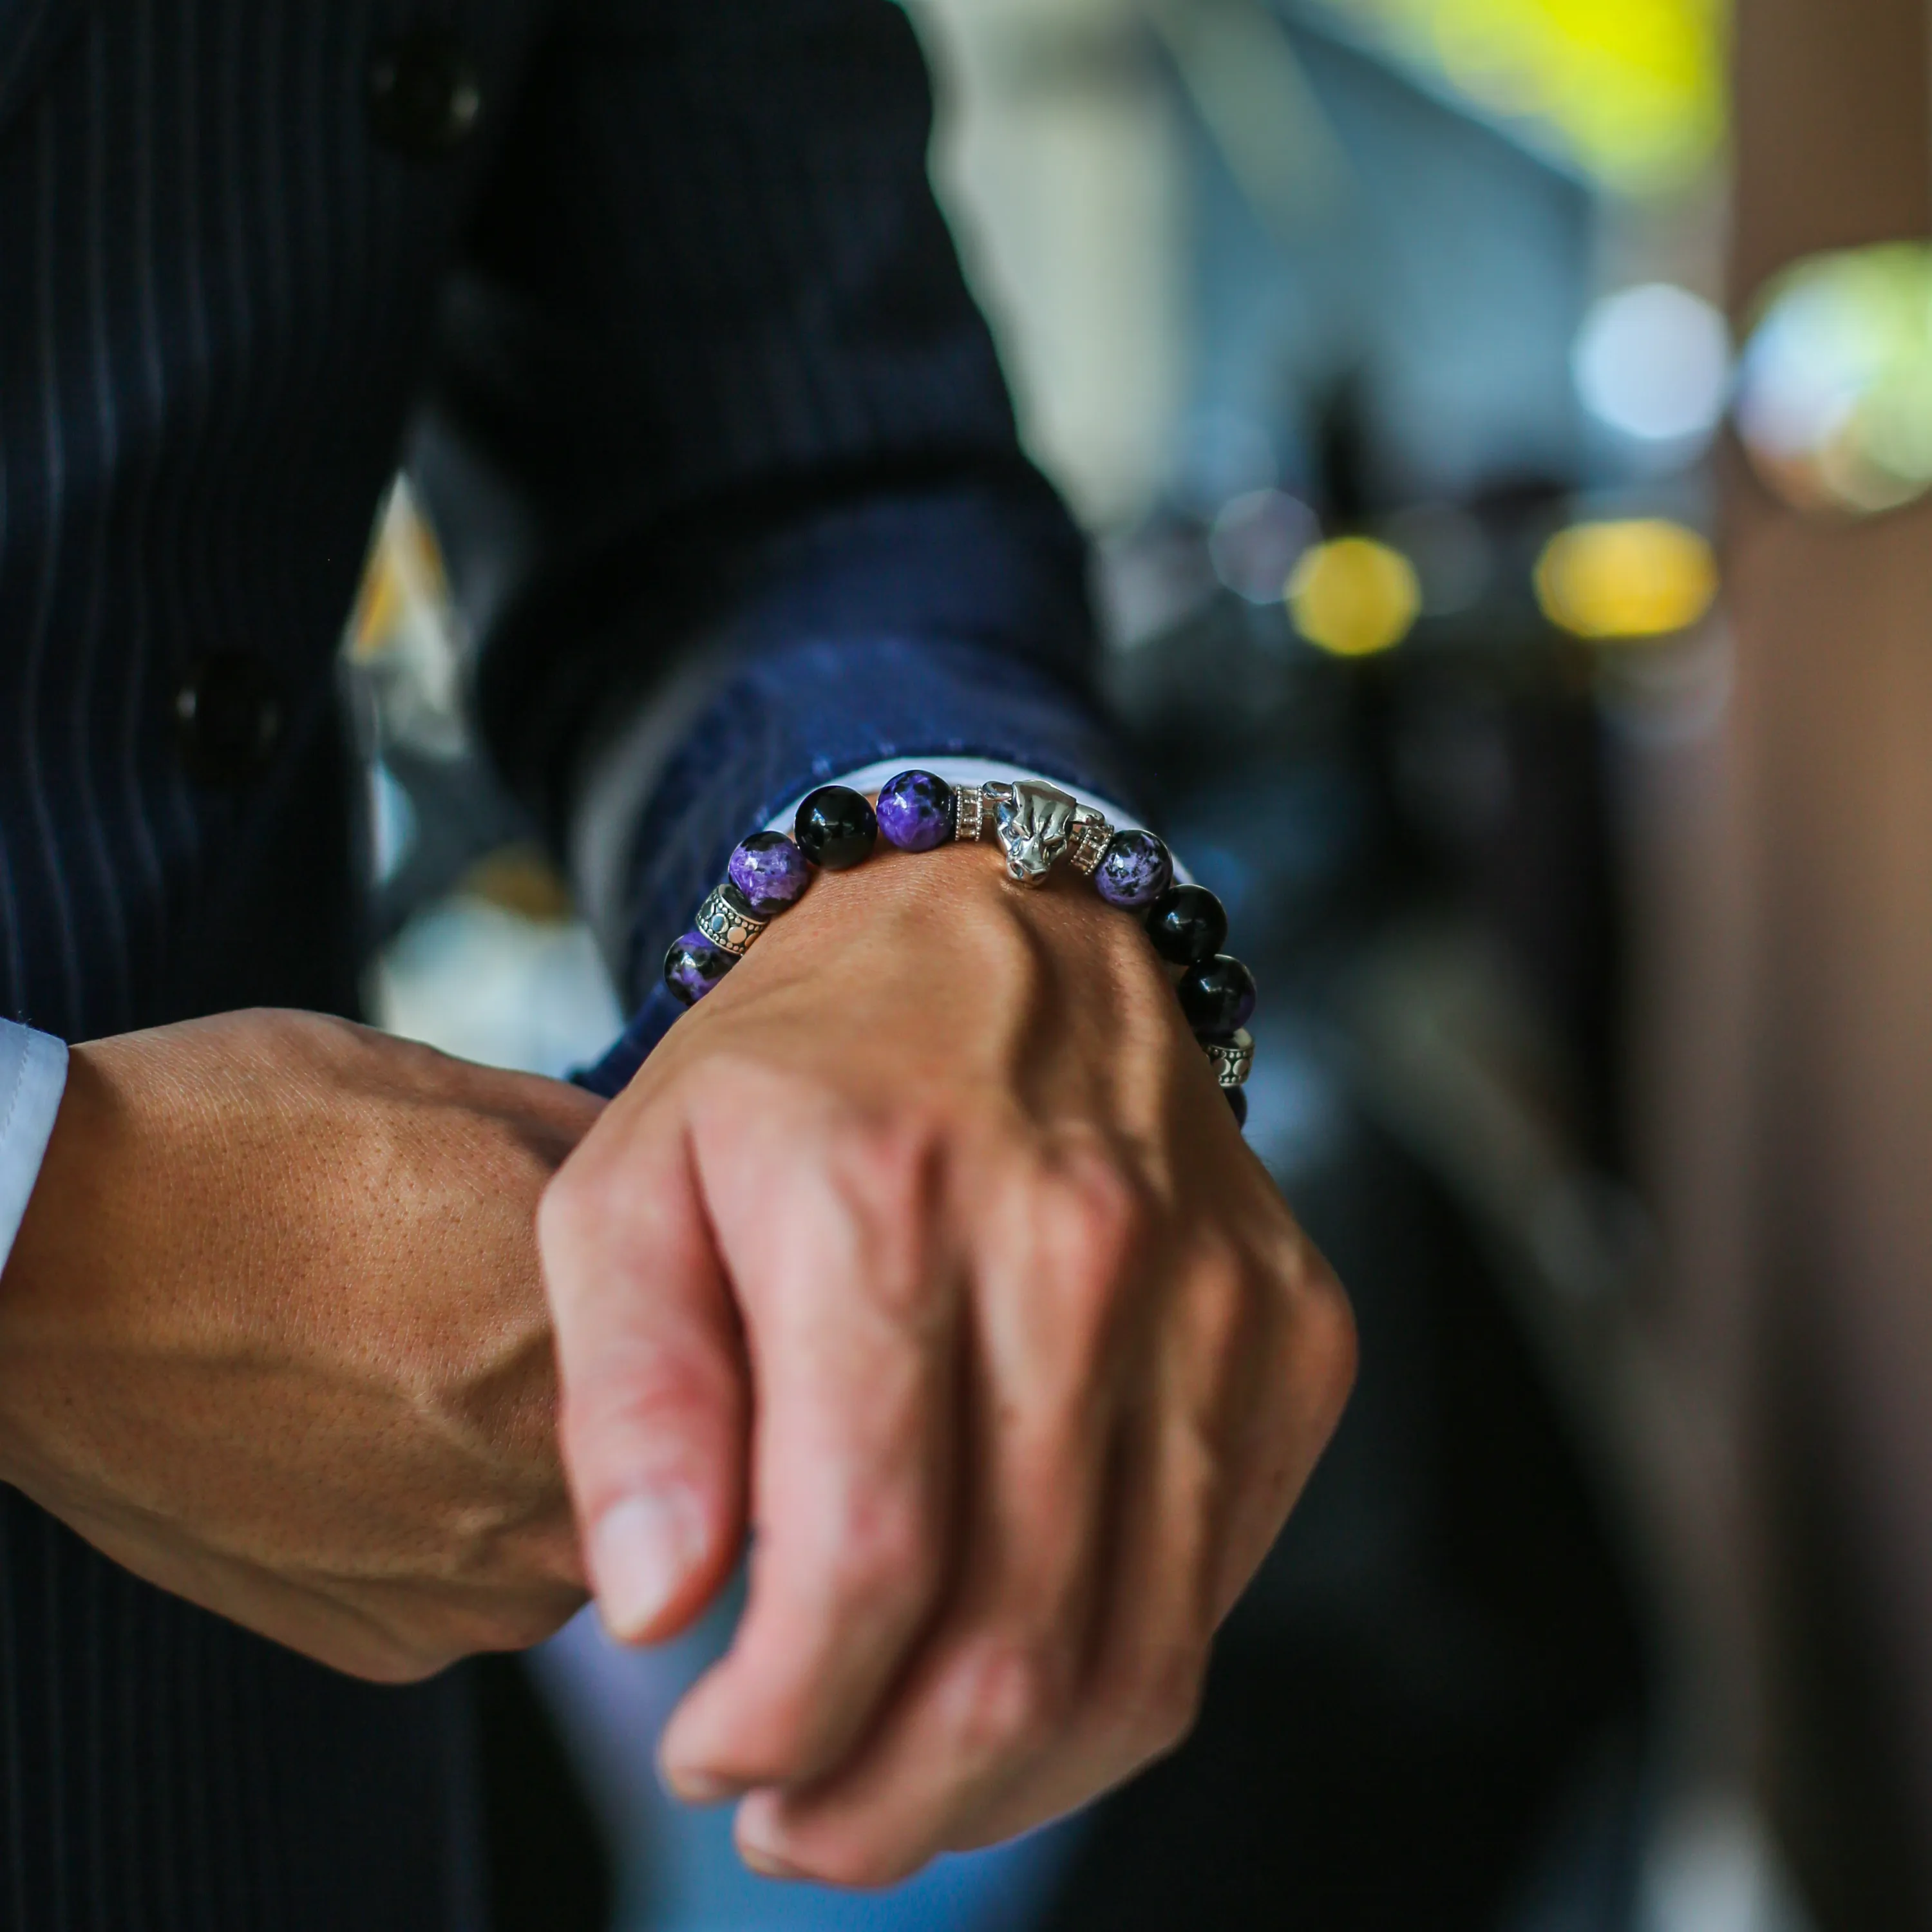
[538,1101,747,1645]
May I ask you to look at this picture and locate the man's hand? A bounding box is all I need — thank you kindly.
[540,844,1356,1885]
[0,1010,601,1682]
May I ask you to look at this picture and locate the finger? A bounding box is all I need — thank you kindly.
[538,1100,748,1646]
[659,1085,958,1799]
[732,1139,1142,1888]
[956,1238,1247,1848]
[968,1220,1356,1850]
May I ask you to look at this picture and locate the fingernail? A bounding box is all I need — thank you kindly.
[661,1761,740,1806]
[735,1791,802,1881]
[739,1834,806,1882]
[591,1490,707,1641]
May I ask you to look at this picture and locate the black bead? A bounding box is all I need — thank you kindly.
[794,785,878,871]
[1146,886,1228,966]
[368,28,482,158]
[174,652,286,786]
[1178,955,1257,1036]
[1225,1088,1249,1130]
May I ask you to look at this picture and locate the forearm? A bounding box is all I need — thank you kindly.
[0,1011,597,1679]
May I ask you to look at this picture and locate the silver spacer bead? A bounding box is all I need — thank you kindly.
[694,885,769,959]
[952,784,987,843]
[1068,812,1113,879]
[1201,1028,1255,1089]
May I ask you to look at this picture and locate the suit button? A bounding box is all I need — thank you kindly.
[368,28,481,157]
[175,654,287,786]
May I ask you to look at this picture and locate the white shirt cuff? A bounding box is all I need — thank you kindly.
[0,1021,68,1277]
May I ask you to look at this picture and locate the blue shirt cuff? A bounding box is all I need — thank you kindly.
[0,1021,68,1276]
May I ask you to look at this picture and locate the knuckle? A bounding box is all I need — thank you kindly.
[1055,1153,1147,1273]
[954,1635,1075,1761]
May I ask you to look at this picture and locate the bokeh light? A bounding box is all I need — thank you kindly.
[1211,489,1321,604]
[1533,518,1718,639]
[1324,0,1728,194]
[1575,283,1732,447]
[1735,243,1932,515]
[1288,537,1423,656]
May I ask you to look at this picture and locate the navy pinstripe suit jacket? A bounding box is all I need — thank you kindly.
[0,0,1126,1920]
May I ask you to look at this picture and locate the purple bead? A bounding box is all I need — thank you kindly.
[728,831,811,914]
[1095,829,1173,911]
[663,931,736,1008]
[876,770,955,853]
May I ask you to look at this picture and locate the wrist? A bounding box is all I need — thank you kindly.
[748,838,1152,996]
[656,772,1255,1124]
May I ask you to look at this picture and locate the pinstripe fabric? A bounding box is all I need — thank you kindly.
[0,0,1110,1920]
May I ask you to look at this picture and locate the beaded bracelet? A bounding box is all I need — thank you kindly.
[663,773,1257,1126]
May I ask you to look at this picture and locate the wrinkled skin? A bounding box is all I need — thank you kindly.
[0,1012,600,1683]
[540,843,1356,1888]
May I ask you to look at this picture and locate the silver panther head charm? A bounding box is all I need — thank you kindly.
[983,779,1080,886]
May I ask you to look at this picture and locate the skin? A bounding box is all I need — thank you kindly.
[540,841,1357,1887]
[0,1010,601,1683]
[0,849,1353,1885]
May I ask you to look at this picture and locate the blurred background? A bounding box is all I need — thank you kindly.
[345,0,1932,1924]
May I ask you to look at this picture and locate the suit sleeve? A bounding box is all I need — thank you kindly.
[417,0,1137,1025]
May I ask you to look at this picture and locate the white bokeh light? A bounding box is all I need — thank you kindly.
[1574,283,1732,447]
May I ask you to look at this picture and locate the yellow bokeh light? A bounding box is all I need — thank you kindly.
[1323,0,1728,194]
[1287,537,1423,657]
[1533,518,1718,639]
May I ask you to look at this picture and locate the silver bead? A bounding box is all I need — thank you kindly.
[1201,1028,1255,1089]
[952,784,986,843]
[694,886,768,958]
[1068,812,1113,878]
